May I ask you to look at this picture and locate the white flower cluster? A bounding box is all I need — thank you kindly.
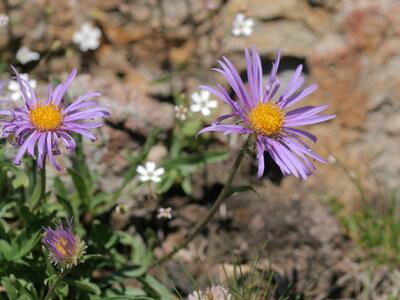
[73,22,102,52]
[232,13,254,37]
[16,47,40,65]
[136,161,165,183]
[157,207,172,219]
[190,90,217,116]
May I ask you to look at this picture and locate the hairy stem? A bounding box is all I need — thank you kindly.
[33,165,46,210]
[43,271,67,300]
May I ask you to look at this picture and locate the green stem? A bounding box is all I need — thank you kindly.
[40,165,46,201]
[43,272,67,300]
[153,137,250,267]
[33,165,46,210]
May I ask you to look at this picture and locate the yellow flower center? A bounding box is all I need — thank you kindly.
[55,237,68,256]
[248,102,284,136]
[29,104,63,131]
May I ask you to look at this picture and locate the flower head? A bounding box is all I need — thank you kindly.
[188,285,232,300]
[16,47,40,65]
[0,14,9,27]
[157,207,172,219]
[136,161,164,183]
[174,104,189,121]
[191,90,218,116]
[73,22,102,52]
[42,219,86,271]
[199,47,335,180]
[0,67,109,170]
[232,13,254,37]
[8,74,37,102]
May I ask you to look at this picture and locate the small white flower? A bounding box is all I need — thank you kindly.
[232,13,254,37]
[8,74,37,102]
[157,207,172,219]
[136,161,165,183]
[0,14,9,27]
[16,47,40,65]
[174,105,189,121]
[188,285,232,300]
[190,90,217,116]
[73,22,102,52]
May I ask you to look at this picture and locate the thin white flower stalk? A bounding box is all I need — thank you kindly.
[73,22,102,52]
[174,105,189,121]
[232,13,254,37]
[0,14,9,27]
[7,74,37,102]
[136,161,165,183]
[188,285,232,300]
[16,47,40,64]
[157,207,172,219]
[190,90,217,116]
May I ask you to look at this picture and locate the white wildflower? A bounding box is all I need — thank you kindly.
[190,90,217,116]
[174,105,189,121]
[136,161,165,183]
[16,47,40,65]
[157,207,172,219]
[8,74,36,102]
[73,22,102,52]
[188,285,232,300]
[0,14,9,27]
[232,13,254,37]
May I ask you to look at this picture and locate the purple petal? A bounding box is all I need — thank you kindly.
[11,66,37,108]
[52,69,77,106]
[285,105,329,120]
[256,137,265,177]
[283,127,317,143]
[198,124,253,136]
[37,133,47,168]
[47,133,61,170]
[284,114,335,127]
[63,92,101,114]
[14,131,37,165]
[281,83,318,108]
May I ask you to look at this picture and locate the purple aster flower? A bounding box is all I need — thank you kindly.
[0,67,109,170]
[199,47,335,180]
[42,219,86,271]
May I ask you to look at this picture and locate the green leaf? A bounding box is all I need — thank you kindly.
[156,170,178,195]
[66,278,101,295]
[226,185,260,199]
[12,230,41,261]
[11,169,29,189]
[181,177,192,195]
[68,168,91,204]
[56,195,74,218]
[1,277,18,300]
[53,177,68,199]
[142,275,175,300]
[0,239,14,260]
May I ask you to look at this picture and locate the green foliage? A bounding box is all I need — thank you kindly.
[0,131,180,299]
[329,193,400,265]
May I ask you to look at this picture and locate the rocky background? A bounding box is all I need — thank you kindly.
[1,0,400,298]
